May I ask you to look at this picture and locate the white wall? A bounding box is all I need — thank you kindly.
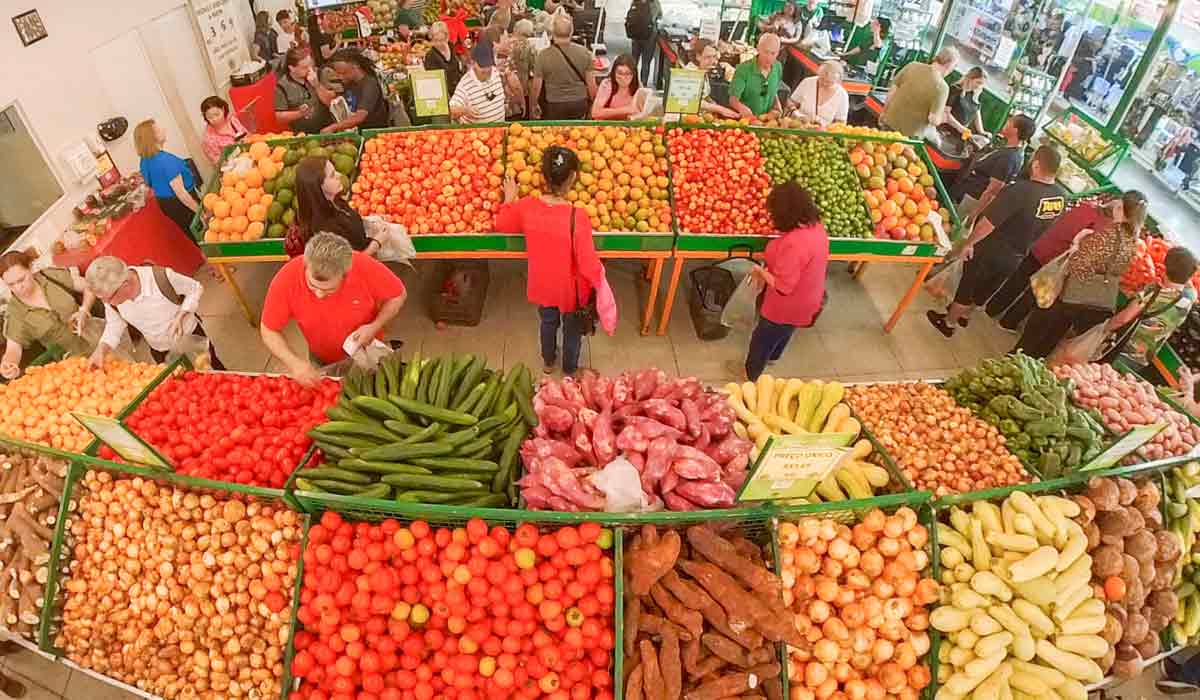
[0,0,255,253]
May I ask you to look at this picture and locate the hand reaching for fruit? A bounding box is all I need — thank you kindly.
[503,176,518,203]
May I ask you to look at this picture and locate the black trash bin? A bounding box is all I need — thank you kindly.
[429,261,490,327]
[688,265,736,340]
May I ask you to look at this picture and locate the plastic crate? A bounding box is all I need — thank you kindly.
[37,458,307,700]
[429,261,490,327]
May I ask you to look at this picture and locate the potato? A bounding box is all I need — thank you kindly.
[1154,561,1177,590]
[1155,530,1182,563]
[1072,495,1096,524]
[1149,589,1179,621]
[1112,643,1141,679]
[1144,507,1164,529]
[1114,478,1137,506]
[1134,633,1160,659]
[1083,522,1100,551]
[1091,545,1124,578]
[1097,509,1137,541]
[1120,554,1141,589]
[1084,478,1119,511]
[1132,482,1160,516]
[1123,530,1157,564]
[1122,613,1149,645]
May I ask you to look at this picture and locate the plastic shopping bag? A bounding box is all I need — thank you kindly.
[596,274,618,336]
[366,216,417,265]
[720,274,763,328]
[923,258,964,301]
[166,333,213,370]
[1047,322,1109,366]
[319,340,393,378]
[589,456,656,512]
[1030,250,1072,308]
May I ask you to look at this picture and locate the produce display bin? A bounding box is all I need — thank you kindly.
[36,456,308,700]
[1040,107,1131,179]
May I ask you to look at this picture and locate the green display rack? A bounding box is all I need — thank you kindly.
[1041,106,1131,179]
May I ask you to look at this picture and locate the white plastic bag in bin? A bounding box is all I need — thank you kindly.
[720,274,763,328]
[365,215,417,264]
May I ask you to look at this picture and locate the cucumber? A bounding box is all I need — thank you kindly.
[435,357,453,409]
[452,356,486,407]
[373,366,389,398]
[517,364,533,398]
[459,494,508,507]
[513,382,537,428]
[358,483,392,499]
[313,421,400,443]
[357,441,455,462]
[400,352,421,399]
[313,443,354,461]
[339,459,433,475]
[311,479,373,495]
[326,402,370,423]
[295,477,325,492]
[412,457,500,472]
[438,424,484,447]
[343,367,365,398]
[454,436,494,456]
[453,382,487,415]
[399,422,444,445]
[496,364,523,414]
[383,420,431,437]
[384,355,402,396]
[297,467,373,484]
[469,372,502,418]
[381,473,487,490]
[387,396,479,426]
[462,443,495,459]
[306,431,378,449]
[416,358,438,406]
[395,489,489,504]
[493,421,528,492]
[351,396,408,422]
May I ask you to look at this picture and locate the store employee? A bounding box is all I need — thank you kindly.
[950,113,1035,220]
[944,67,986,136]
[880,47,957,139]
[730,33,783,118]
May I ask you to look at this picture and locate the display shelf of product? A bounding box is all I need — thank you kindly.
[1053,156,1117,196]
[1008,64,1055,119]
[1042,106,1131,176]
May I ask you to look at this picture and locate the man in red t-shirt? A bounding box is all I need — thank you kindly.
[260,233,407,385]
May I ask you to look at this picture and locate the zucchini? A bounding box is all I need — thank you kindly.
[387,396,479,426]
[350,396,408,422]
[357,441,455,462]
[338,459,433,475]
[358,483,393,500]
[412,457,500,472]
[306,431,378,449]
[399,422,444,445]
[312,421,400,443]
[381,473,487,490]
[383,420,431,437]
[452,356,486,407]
[395,489,489,504]
[296,467,373,484]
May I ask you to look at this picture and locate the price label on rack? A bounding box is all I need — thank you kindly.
[71,413,173,470]
[411,69,449,117]
[736,433,856,501]
[1080,422,1166,472]
[665,68,706,115]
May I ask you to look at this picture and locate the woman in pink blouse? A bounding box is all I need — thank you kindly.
[730,181,830,380]
[200,96,248,165]
[591,54,647,120]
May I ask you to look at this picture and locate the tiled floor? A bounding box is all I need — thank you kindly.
[1,257,1179,698]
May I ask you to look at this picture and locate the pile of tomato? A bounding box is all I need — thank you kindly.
[668,127,772,234]
[291,515,616,700]
[351,129,505,234]
[113,371,340,487]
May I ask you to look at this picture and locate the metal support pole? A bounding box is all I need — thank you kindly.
[930,0,954,55]
[1106,0,1179,131]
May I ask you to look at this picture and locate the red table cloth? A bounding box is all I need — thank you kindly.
[53,197,205,276]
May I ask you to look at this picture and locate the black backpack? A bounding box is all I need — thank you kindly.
[625,0,653,40]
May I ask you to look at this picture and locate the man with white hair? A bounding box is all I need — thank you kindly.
[729,32,783,118]
[80,257,223,369]
[260,233,407,386]
[881,46,958,139]
[531,14,597,119]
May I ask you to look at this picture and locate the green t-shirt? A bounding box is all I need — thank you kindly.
[880,61,949,138]
[1119,284,1198,368]
[730,59,782,116]
[843,25,878,67]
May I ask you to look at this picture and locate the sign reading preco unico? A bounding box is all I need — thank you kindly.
[189,0,248,88]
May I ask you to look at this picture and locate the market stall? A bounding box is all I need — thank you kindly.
[657,123,959,335]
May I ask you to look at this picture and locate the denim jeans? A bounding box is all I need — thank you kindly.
[631,38,656,87]
[745,317,795,380]
[539,306,584,374]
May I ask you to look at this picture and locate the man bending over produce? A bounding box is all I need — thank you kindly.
[261,232,407,386]
[82,256,225,370]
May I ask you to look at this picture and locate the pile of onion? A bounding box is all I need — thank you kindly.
[57,471,300,700]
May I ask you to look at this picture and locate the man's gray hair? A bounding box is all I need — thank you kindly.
[551,14,573,39]
[514,18,535,37]
[305,232,354,281]
[933,47,958,67]
[85,256,130,298]
[429,21,449,42]
[818,60,844,83]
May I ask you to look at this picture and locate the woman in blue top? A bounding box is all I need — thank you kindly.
[134,119,200,241]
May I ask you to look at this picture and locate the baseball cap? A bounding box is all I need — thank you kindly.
[472,41,496,67]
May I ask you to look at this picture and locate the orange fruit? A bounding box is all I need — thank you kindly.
[212,200,231,219]
[230,198,248,218]
[260,194,275,208]
[258,159,278,180]
[272,146,287,162]
[202,192,219,210]
[247,221,265,239]
[244,188,264,205]
[243,169,264,189]
[235,180,249,195]
[231,215,249,233]
[248,204,267,222]
[897,177,914,193]
[248,141,271,160]
[222,171,239,187]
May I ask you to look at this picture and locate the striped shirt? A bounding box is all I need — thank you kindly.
[450,69,507,123]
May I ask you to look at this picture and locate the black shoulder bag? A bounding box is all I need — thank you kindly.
[567,207,598,336]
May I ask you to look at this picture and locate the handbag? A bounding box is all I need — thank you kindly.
[567,207,599,336]
[1061,270,1120,311]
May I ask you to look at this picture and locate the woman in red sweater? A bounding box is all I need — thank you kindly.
[732,181,830,381]
[497,146,605,376]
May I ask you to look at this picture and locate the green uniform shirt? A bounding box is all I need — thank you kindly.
[843,25,878,67]
[730,59,782,116]
[880,61,948,138]
[3,269,92,357]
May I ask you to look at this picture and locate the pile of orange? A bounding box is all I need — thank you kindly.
[200,141,287,243]
[0,358,162,451]
[848,141,944,243]
[505,124,673,233]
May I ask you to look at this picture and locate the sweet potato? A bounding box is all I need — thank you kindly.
[679,560,804,647]
[629,526,682,595]
[699,598,764,650]
[643,639,666,700]
[663,628,683,700]
[653,582,705,639]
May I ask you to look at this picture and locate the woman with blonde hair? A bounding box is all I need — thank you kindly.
[134,119,201,239]
[424,21,466,97]
[786,60,849,126]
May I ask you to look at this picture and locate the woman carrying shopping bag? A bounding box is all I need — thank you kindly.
[496,146,608,377]
[1014,215,1139,358]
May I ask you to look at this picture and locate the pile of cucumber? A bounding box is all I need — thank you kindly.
[298,351,537,506]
